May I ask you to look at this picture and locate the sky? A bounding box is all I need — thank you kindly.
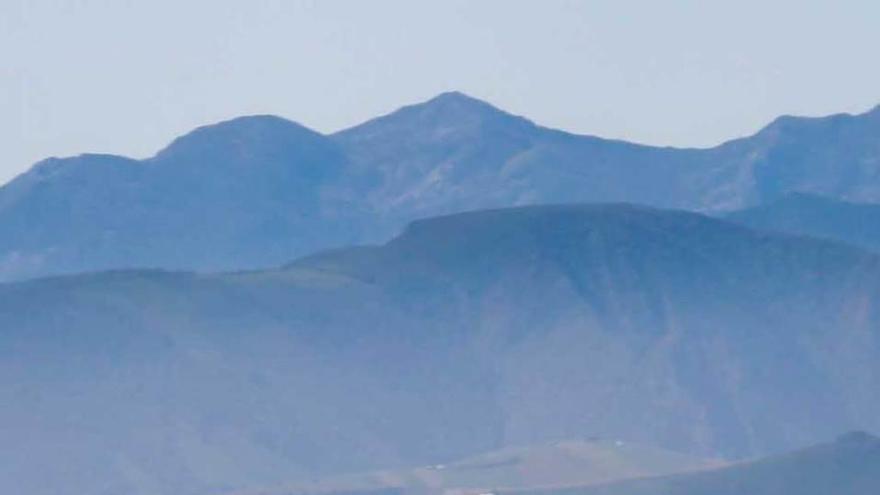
[2,0,880,184]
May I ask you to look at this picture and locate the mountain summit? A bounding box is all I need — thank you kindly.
[154,114,333,163]
[385,91,530,126]
[335,91,536,147]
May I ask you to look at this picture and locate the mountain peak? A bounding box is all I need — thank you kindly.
[424,90,495,107]
[174,114,316,138]
[414,90,525,121]
[335,91,535,140]
[154,114,328,162]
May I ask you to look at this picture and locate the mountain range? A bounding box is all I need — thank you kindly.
[2,92,880,280]
[4,92,880,494]
[2,204,879,494]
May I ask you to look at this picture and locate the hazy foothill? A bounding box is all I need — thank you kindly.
[1,93,880,494]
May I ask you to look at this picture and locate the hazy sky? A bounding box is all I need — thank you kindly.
[3,0,880,183]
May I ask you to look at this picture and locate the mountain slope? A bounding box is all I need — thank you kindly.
[2,94,880,280]
[726,193,880,252]
[0,115,368,281]
[335,93,880,217]
[333,92,708,222]
[2,204,880,494]
[518,432,880,495]
[295,204,880,459]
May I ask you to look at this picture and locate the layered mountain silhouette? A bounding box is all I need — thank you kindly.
[519,432,880,495]
[2,205,879,494]
[2,93,880,280]
[727,193,880,252]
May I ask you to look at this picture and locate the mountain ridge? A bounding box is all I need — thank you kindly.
[13,93,880,191]
[2,92,880,281]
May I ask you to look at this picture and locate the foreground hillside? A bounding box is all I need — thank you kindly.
[517,432,880,495]
[1,204,879,494]
[2,93,880,280]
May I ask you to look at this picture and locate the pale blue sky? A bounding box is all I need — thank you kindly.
[3,0,879,183]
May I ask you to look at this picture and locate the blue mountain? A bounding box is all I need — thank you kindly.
[1,93,879,280]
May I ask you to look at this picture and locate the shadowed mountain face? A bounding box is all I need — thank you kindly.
[726,193,880,252]
[519,432,880,495]
[2,205,880,494]
[2,94,880,280]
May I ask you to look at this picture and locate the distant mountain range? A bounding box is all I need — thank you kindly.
[2,204,879,494]
[2,92,880,280]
